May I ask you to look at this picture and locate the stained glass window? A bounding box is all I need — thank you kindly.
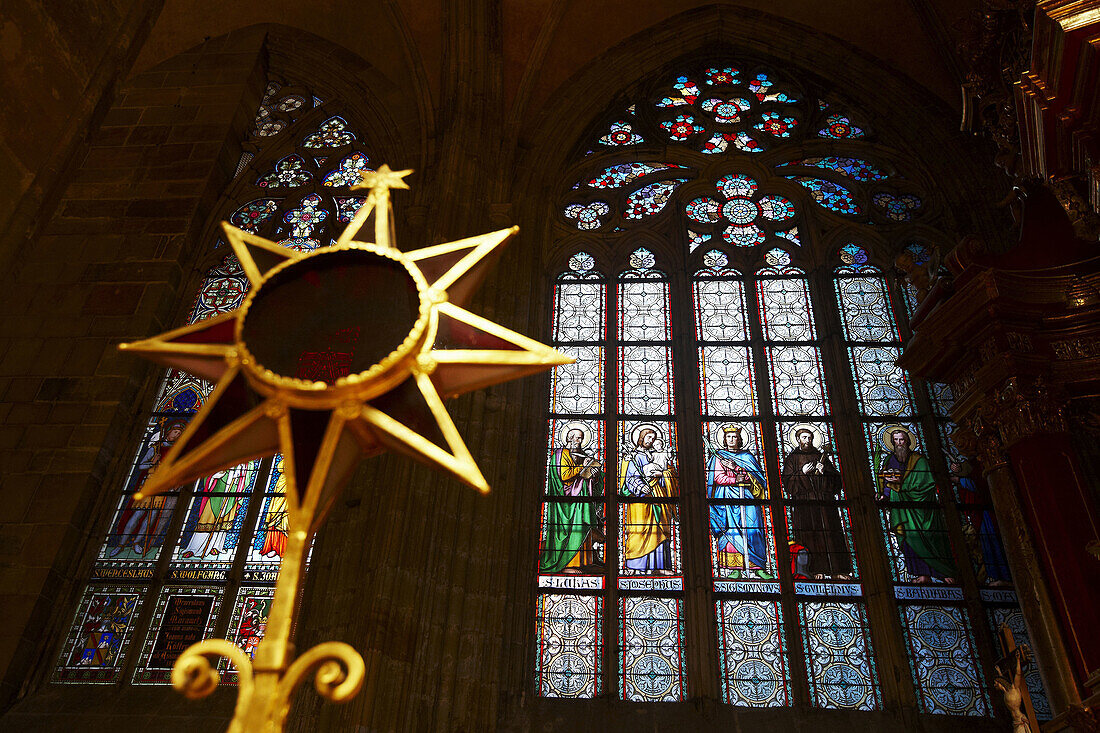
[541,57,1021,719]
[56,77,371,686]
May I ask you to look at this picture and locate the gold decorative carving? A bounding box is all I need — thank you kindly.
[993,376,1068,446]
[1052,338,1100,359]
[117,165,571,732]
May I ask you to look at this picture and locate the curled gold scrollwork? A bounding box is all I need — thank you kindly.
[278,641,365,704]
[172,639,256,728]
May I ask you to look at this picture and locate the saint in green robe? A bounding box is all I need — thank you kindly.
[540,448,603,573]
[881,451,957,579]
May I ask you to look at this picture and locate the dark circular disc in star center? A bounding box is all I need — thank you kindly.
[241,249,421,384]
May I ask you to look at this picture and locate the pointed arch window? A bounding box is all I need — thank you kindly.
[536,58,1050,720]
[54,77,378,685]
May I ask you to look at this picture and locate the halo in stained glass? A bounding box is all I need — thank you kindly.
[686,197,721,222]
[628,248,657,271]
[717,174,759,199]
[724,225,765,247]
[660,114,705,141]
[599,120,644,146]
[722,198,759,225]
[703,249,729,269]
[569,252,596,273]
[758,196,795,222]
[564,201,611,230]
[624,179,687,220]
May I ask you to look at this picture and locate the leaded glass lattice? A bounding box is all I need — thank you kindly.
[901,605,989,716]
[800,602,880,710]
[717,599,790,706]
[536,594,603,698]
[620,597,685,701]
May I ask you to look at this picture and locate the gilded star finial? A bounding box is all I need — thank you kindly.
[352,163,412,192]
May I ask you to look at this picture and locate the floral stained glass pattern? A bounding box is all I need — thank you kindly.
[230,199,281,232]
[256,154,310,188]
[817,114,865,139]
[873,192,922,221]
[599,120,644,146]
[586,162,684,189]
[660,115,705,141]
[620,597,685,701]
[537,594,603,698]
[624,179,688,219]
[777,157,888,181]
[301,116,355,148]
[322,152,372,187]
[901,605,989,716]
[564,201,610,230]
[785,177,861,216]
[717,599,790,706]
[800,602,880,709]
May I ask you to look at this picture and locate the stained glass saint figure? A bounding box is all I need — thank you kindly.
[107,419,185,558]
[619,425,677,574]
[706,424,770,578]
[876,427,956,582]
[540,425,604,573]
[178,464,248,559]
[782,426,851,579]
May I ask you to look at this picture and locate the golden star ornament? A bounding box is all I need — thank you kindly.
[119,164,571,533]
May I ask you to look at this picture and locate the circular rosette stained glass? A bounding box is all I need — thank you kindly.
[630,654,675,697]
[724,225,765,247]
[701,97,751,124]
[705,66,739,85]
[758,195,795,222]
[631,598,673,640]
[755,112,798,138]
[733,659,780,704]
[660,114,705,141]
[547,653,591,696]
[727,602,773,644]
[813,606,858,649]
[914,608,961,651]
[553,596,596,640]
[686,197,721,224]
[821,664,868,707]
[717,173,759,199]
[927,665,977,713]
[722,198,758,225]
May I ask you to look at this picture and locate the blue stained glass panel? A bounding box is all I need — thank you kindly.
[848,345,912,417]
[988,607,1052,720]
[620,596,685,701]
[835,273,900,342]
[801,602,880,710]
[536,594,603,698]
[901,605,989,716]
[785,177,861,215]
[717,599,790,707]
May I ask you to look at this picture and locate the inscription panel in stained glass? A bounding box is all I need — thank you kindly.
[132,586,224,684]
